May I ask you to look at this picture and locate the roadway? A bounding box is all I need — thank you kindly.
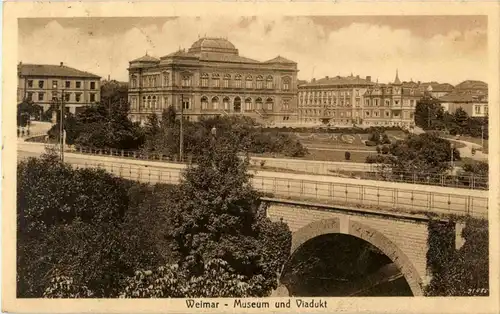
[18,141,488,219]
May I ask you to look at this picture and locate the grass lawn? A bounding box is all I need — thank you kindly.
[253,149,376,163]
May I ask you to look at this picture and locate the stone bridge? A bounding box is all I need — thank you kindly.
[262,198,460,297]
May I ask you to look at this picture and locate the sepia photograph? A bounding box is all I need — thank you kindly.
[3,2,500,313]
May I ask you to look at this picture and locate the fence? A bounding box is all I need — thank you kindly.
[63,145,489,191]
[70,160,488,219]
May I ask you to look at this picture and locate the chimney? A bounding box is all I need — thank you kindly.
[366,76,371,82]
[60,62,64,67]
[108,75,110,81]
[312,78,316,82]
[325,76,329,79]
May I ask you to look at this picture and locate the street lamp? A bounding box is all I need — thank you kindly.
[450,143,454,169]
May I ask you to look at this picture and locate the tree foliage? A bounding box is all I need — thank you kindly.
[366,133,460,175]
[426,218,489,296]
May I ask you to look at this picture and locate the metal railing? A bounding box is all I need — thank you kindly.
[57,145,489,190]
[70,160,488,219]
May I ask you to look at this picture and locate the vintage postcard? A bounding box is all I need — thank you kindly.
[2,1,499,313]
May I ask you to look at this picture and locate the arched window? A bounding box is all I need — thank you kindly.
[212,97,219,110]
[235,75,242,88]
[152,96,157,109]
[256,97,263,110]
[163,72,169,86]
[256,76,263,89]
[266,76,273,89]
[282,99,290,111]
[182,75,192,87]
[142,77,148,87]
[212,73,220,88]
[223,97,230,110]
[223,74,230,88]
[245,98,252,111]
[147,96,151,109]
[201,73,209,87]
[142,96,146,109]
[131,77,137,88]
[234,97,241,112]
[265,97,273,111]
[245,75,253,89]
[201,96,208,110]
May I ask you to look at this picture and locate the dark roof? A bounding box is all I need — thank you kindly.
[300,75,374,87]
[419,82,454,92]
[455,80,488,91]
[190,37,237,51]
[18,63,100,78]
[162,49,197,59]
[264,56,296,64]
[199,53,260,63]
[439,92,488,103]
[130,55,160,63]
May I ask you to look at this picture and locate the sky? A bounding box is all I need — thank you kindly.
[18,16,488,85]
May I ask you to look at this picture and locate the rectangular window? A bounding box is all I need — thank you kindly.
[201,78,208,87]
[75,93,81,102]
[76,81,82,88]
[27,92,33,101]
[346,111,351,117]
[246,80,252,89]
[28,80,33,88]
[38,92,44,101]
[213,79,220,88]
[65,93,70,102]
[65,81,71,88]
[485,106,488,114]
[90,93,96,102]
[90,82,96,90]
[475,106,481,114]
[52,80,58,89]
[182,99,190,110]
[365,99,370,106]
[38,80,44,89]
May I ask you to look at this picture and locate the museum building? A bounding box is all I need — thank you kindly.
[127,37,299,124]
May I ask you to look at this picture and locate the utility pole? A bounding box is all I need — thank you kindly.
[427,105,431,129]
[179,93,184,162]
[481,124,484,148]
[60,88,65,162]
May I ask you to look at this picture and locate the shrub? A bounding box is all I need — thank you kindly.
[381,145,390,154]
[365,140,377,147]
[376,146,382,154]
[345,152,351,161]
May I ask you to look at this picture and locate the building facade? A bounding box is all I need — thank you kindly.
[127,37,299,124]
[297,75,374,125]
[17,62,101,114]
[438,80,489,117]
[439,93,488,117]
[297,71,422,128]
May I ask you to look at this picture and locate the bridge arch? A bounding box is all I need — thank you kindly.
[282,218,424,296]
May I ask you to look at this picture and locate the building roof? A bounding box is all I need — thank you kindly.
[419,82,454,92]
[299,75,374,87]
[130,54,160,63]
[18,63,101,78]
[190,37,237,51]
[264,56,296,64]
[188,37,239,55]
[439,92,488,103]
[394,70,401,85]
[454,80,488,91]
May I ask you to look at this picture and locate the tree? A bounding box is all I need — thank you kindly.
[100,80,128,111]
[165,139,291,296]
[414,97,445,130]
[387,133,460,175]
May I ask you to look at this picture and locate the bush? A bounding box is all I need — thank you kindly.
[365,140,377,147]
[381,145,390,154]
[376,146,382,154]
[344,151,351,161]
